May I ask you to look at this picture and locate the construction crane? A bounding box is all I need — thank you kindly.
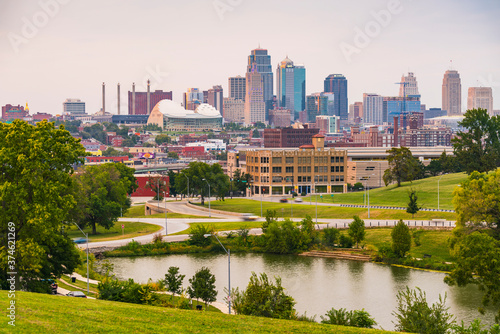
[394,81,409,114]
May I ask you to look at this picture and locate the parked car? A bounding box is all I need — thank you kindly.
[279,198,288,203]
[241,213,259,221]
[67,291,87,298]
[73,238,86,244]
[294,198,303,202]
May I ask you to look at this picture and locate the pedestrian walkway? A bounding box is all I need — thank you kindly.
[70,272,100,285]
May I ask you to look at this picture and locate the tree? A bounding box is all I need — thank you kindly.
[231,272,296,319]
[0,120,85,291]
[348,215,366,248]
[321,307,376,328]
[383,147,422,187]
[102,147,132,158]
[113,163,138,195]
[323,227,340,247]
[252,129,260,138]
[233,169,252,192]
[392,287,454,334]
[155,134,171,145]
[167,151,179,160]
[145,175,168,201]
[452,108,500,174]
[391,220,411,258]
[163,266,185,298]
[187,267,217,310]
[406,188,421,218]
[73,164,131,234]
[167,170,178,197]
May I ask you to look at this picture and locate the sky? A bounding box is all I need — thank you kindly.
[1,0,499,116]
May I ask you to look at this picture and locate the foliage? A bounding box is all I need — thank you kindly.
[187,267,217,310]
[156,134,171,145]
[452,108,500,174]
[102,147,132,158]
[164,266,185,298]
[143,123,163,132]
[348,216,365,248]
[262,209,279,232]
[412,229,423,247]
[98,277,159,305]
[383,147,423,187]
[167,151,179,159]
[449,319,500,334]
[56,119,81,133]
[0,120,85,291]
[391,219,411,258]
[392,287,454,334]
[339,234,354,248]
[320,307,376,328]
[254,122,266,129]
[72,164,131,235]
[237,226,250,246]
[353,182,364,191]
[252,129,261,138]
[145,175,168,201]
[233,169,253,192]
[323,227,340,247]
[85,123,107,143]
[406,188,421,218]
[263,216,318,254]
[231,272,296,319]
[188,224,214,247]
[113,163,138,195]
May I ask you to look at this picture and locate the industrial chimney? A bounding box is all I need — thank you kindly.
[102,82,105,113]
[147,79,151,114]
[132,82,136,115]
[117,83,120,115]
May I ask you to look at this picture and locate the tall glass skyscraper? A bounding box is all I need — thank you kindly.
[324,74,348,121]
[276,57,305,121]
[247,48,273,120]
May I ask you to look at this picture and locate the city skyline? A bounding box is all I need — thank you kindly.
[0,0,499,116]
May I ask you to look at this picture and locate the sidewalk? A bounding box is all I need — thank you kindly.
[70,272,100,285]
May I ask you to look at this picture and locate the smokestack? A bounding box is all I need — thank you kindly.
[117,83,120,115]
[102,82,105,113]
[132,82,136,115]
[393,117,399,147]
[147,79,151,114]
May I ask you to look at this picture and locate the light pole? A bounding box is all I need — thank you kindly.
[72,222,89,295]
[163,191,168,236]
[202,178,211,218]
[183,173,189,200]
[260,189,263,217]
[438,174,445,210]
[204,233,231,315]
[315,175,319,227]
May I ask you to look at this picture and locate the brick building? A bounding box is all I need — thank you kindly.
[2,104,28,121]
[263,127,320,148]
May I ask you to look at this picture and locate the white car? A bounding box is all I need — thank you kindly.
[241,213,259,221]
[294,198,303,202]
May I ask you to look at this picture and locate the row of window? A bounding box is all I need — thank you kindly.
[253,165,344,174]
[251,155,345,165]
[261,175,347,184]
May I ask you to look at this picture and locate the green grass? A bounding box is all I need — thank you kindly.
[124,204,203,219]
[2,291,398,333]
[65,221,162,242]
[197,199,457,220]
[60,275,99,291]
[171,221,263,235]
[305,173,467,210]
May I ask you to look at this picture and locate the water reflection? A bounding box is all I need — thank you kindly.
[105,253,496,330]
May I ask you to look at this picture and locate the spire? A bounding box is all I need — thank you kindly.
[25,102,29,111]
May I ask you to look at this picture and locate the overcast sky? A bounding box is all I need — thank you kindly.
[1,0,499,116]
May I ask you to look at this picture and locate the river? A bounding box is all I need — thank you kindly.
[106,253,497,330]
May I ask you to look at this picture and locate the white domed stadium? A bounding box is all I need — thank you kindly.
[147,100,223,131]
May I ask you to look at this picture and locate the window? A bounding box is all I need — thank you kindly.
[272,166,282,173]
[314,166,318,173]
[298,166,302,173]
[340,166,344,172]
[285,157,294,164]
[297,176,302,182]
[340,157,344,163]
[272,157,282,164]
[260,167,269,173]
[260,157,269,164]
[272,176,282,183]
[286,166,294,173]
[307,166,311,173]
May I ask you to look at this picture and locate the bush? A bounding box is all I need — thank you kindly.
[449,319,500,334]
[153,233,163,244]
[339,234,354,248]
[320,307,376,328]
[323,227,340,247]
[188,224,214,247]
[412,229,423,247]
[392,220,411,258]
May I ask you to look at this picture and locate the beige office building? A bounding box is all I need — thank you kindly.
[223,97,245,123]
[467,87,493,115]
[442,70,462,116]
[245,135,347,195]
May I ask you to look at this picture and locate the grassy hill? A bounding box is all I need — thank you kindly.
[2,291,400,333]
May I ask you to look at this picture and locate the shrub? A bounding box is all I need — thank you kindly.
[339,234,354,248]
[392,220,411,258]
[321,307,376,328]
[153,233,163,244]
[188,224,214,246]
[323,227,340,247]
[412,229,423,247]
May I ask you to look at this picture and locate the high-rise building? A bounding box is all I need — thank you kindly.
[324,74,348,121]
[229,76,246,101]
[384,96,421,123]
[442,70,462,116]
[244,63,266,125]
[306,93,328,123]
[183,88,204,111]
[247,48,273,119]
[363,94,384,125]
[128,89,172,115]
[399,72,420,97]
[63,98,86,115]
[207,85,224,113]
[316,115,339,134]
[276,57,306,120]
[467,87,493,115]
[223,97,245,123]
[349,102,363,123]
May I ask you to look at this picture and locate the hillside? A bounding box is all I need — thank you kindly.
[1,291,399,334]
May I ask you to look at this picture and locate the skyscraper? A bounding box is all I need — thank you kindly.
[276,57,306,120]
[229,76,246,101]
[244,63,266,125]
[399,72,420,97]
[442,70,462,116]
[183,88,204,111]
[324,74,348,121]
[63,98,86,115]
[207,85,224,113]
[247,48,273,119]
[363,94,384,125]
[468,87,493,115]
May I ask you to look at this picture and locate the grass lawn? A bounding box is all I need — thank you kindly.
[65,221,162,242]
[124,204,203,219]
[197,199,457,221]
[4,291,398,334]
[304,173,467,211]
[171,221,263,235]
[60,275,99,291]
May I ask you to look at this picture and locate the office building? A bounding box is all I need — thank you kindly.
[384,96,421,123]
[399,72,420,97]
[63,99,86,115]
[363,94,384,125]
[207,85,224,113]
[269,108,291,128]
[442,70,462,116]
[467,87,493,115]
[276,57,306,120]
[229,76,246,101]
[306,93,334,123]
[316,115,339,134]
[349,102,363,124]
[244,63,266,125]
[247,48,273,119]
[324,74,348,121]
[223,97,245,123]
[183,88,205,111]
[263,127,319,148]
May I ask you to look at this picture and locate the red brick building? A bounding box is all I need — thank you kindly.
[263,127,320,148]
[128,90,173,115]
[131,174,170,197]
[178,134,208,146]
[2,104,28,120]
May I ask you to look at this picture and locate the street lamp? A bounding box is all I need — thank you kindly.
[438,174,446,210]
[183,174,190,200]
[163,191,168,235]
[72,222,89,295]
[202,178,211,218]
[203,233,231,315]
[315,175,320,227]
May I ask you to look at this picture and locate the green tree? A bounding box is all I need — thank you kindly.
[348,215,366,248]
[188,224,213,247]
[86,123,107,144]
[0,120,85,291]
[452,108,500,174]
[406,188,421,218]
[391,219,411,258]
[73,164,131,234]
[187,267,217,310]
[167,170,178,197]
[392,287,454,334]
[113,163,138,195]
[155,134,171,145]
[145,175,168,201]
[252,129,261,138]
[163,266,185,298]
[167,151,179,159]
[231,272,296,319]
[383,147,422,187]
[321,307,376,328]
[323,227,340,247]
[102,147,132,158]
[233,169,252,192]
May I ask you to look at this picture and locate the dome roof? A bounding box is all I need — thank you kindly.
[195,103,221,117]
[151,100,222,119]
[281,56,294,67]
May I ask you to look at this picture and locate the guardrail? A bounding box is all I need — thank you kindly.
[339,204,454,213]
